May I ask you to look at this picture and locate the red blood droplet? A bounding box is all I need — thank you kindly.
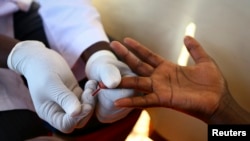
[98,82,106,89]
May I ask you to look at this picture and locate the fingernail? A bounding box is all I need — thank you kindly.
[184,36,191,44]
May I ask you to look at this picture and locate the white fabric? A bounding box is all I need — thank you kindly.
[85,50,136,123]
[7,41,95,133]
[0,0,32,36]
[0,0,32,16]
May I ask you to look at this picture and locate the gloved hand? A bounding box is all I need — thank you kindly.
[77,80,97,127]
[85,50,136,123]
[7,41,95,133]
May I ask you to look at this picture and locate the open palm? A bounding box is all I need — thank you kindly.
[110,36,228,122]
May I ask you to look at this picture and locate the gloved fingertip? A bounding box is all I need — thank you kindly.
[67,104,82,117]
[84,80,98,89]
[100,65,121,88]
[81,104,93,114]
[102,75,121,88]
[73,104,92,119]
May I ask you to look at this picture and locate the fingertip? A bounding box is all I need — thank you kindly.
[184,36,201,51]
[101,65,121,88]
[114,98,130,107]
[103,78,120,88]
[114,100,123,108]
[110,40,120,48]
[114,101,119,107]
[81,104,93,115]
[184,36,193,46]
[84,79,98,89]
[123,37,137,45]
[110,41,126,54]
[71,104,92,119]
[185,35,200,45]
[123,37,131,43]
[68,104,82,117]
[184,35,193,40]
[61,94,82,117]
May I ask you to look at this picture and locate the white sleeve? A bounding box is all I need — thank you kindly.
[36,0,109,69]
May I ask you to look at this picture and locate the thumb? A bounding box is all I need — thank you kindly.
[100,64,121,88]
[184,36,210,64]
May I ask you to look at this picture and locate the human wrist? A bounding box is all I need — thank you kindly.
[208,90,250,124]
[0,35,19,68]
[81,41,113,64]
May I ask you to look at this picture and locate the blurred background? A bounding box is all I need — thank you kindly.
[92,0,250,140]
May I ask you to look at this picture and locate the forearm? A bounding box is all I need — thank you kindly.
[208,90,250,124]
[0,35,19,68]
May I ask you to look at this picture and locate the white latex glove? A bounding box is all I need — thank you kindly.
[85,50,135,123]
[77,80,97,127]
[7,41,95,133]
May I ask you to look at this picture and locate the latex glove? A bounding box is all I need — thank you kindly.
[85,50,136,123]
[7,41,95,133]
[77,80,97,127]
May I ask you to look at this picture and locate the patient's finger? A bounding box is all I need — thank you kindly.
[184,36,211,64]
[110,41,153,76]
[114,94,161,108]
[118,76,153,93]
[123,37,164,68]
